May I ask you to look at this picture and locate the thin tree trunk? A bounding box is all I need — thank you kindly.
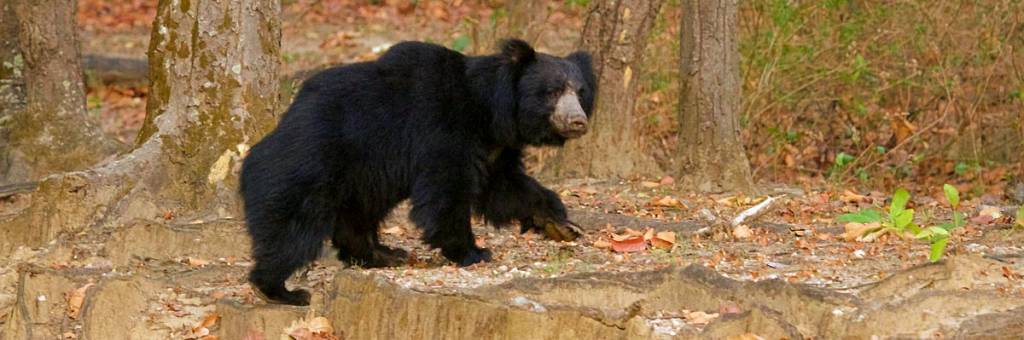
[0,0,281,256]
[543,0,663,179]
[1,0,121,185]
[505,0,546,42]
[677,0,754,193]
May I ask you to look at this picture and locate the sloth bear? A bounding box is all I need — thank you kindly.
[240,39,596,305]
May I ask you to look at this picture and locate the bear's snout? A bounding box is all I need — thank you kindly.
[550,89,588,139]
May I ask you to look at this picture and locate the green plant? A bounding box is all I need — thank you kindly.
[451,34,471,53]
[913,184,965,261]
[837,185,965,262]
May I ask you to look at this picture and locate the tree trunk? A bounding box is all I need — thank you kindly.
[542,0,663,179]
[0,2,26,182]
[505,0,546,42]
[0,0,122,185]
[0,0,281,256]
[676,0,754,193]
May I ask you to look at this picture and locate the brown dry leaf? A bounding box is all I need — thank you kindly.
[577,187,598,195]
[193,313,220,334]
[840,190,868,203]
[610,235,646,253]
[284,316,337,340]
[685,310,719,325]
[187,257,210,268]
[619,228,645,238]
[381,225,405,236]
[651,231,676,249]
[652,196,686,208]
[200,336,219,340]
[891,114,916,144]
[65,283,94,319]
[972,206,1003,224]
[732,225,753,239]
[593,239,612,249]
[640,181,660,188]
[643,228,655,241]
[659,176,675,185]
[841,222,882,241]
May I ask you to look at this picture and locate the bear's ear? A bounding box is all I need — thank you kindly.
[568,50,597,113]
[500,39,536,65]
[567,51,593,74]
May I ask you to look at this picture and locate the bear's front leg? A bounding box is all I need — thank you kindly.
[409,166,492,266]
[478,150,580,241]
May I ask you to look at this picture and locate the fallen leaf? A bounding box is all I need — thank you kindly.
[187,257,210,268]
[659,176,675,185]
[610,235,646,253]
[840,190,868,203]
[651,231,676,249]
[284,316,337,340]
[640,181,660,188]
[972,206,1003,224]
[684,310,719,325]
[652,196,686,208]
[732,225,752,239]
[643,228,655,241]
[593,239,612,249]
[192,313,220,334]
[841,222,882,241]
[65,283,94,319]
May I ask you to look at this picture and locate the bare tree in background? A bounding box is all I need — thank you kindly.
[0,0,121,185]
[677,0,754,193]
[0,0,281,256]
[544,0,664,179]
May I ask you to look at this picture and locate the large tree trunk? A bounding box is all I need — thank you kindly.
[0,0,281,256]
[676,0,754,193]
[0,2,26,182]
[0,0,121,185]
[542,0,663,179]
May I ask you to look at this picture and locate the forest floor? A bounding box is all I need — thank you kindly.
[2,178,1023,338]
[1,1,1023,339]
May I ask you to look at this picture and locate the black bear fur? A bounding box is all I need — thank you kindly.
[240,39,596,305]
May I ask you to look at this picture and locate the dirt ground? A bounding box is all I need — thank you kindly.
[2,2,1023,339]
[2,178,1023,339]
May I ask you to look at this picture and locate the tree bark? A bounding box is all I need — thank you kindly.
[505,0,546,42]
[0,2,26,182]
[0,0,122,185]
[542,0,663,179]
[0,0,281,256]
[676,0,754,193]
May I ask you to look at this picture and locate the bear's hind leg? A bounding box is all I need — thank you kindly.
[333,212,407,267]
[248,201,333,306]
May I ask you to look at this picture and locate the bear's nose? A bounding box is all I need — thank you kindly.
[568,117,587,132]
